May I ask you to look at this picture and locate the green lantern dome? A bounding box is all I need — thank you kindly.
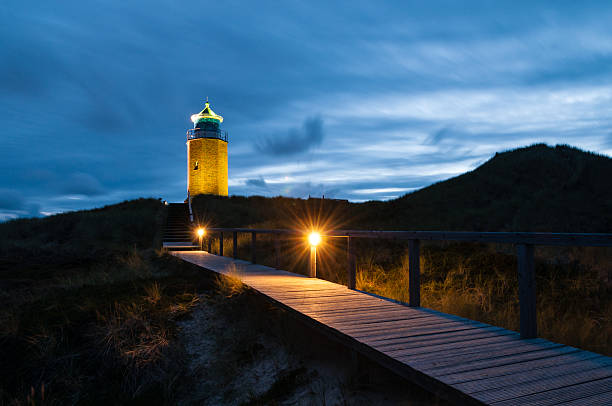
[190,100,223,125]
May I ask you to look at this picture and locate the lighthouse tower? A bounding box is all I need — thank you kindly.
[186,100,228,197]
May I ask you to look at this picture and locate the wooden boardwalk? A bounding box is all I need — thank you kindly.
[174,251,612,406]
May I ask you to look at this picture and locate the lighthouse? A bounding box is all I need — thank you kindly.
[186,100,228,197]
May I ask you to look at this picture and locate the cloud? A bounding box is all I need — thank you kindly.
[0,189,25,211]
[424,127,451,145]
[25,203,42,218]
[0,189,42,220]
[256,116,324,156]
[246,177,267,188]
[60,173,106,196]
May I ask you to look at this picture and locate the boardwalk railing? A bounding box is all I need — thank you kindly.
[200,227,612,340]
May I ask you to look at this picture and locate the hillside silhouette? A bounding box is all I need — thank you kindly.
[193,144,612,233]
[367,144,612,232]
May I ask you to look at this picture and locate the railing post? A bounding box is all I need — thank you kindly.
[517,244,537,339]
[408,239,420,307]
[233,232,238,259]
[207,236,212,253]
[309,246,317,277]
[251,231,256,264]
[219,232,223,256]
[347,236,356,290]
[274,233,281,268]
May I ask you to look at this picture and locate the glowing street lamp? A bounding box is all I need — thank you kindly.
[197,227,205,251]
[308,231,321,277]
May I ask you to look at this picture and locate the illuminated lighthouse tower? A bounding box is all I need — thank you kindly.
[186,99,228,197]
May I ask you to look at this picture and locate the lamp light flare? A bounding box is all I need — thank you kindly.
[308,231,321,246]
[197,228,205,237]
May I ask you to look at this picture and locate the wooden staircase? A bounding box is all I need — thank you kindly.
[162,203,197,250]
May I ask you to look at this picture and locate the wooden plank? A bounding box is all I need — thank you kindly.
[281,302,394,315]
[250,284,343,292]
[385,332,520,359]
[257,290,357,300]
[248,280,343,287]
[316,309,431,326]
[429,345,578,378]
[472,366,612,403]
[295,303,399,317]
[360,322,488,344]
[332,307,470,326]
[263,290,362,299]
[438,349,593,385]
[372,326,511,353]
[289,302,397,316]
[457,356,612,395]
[252,288,356,299]
[333,314,451,334]
[404,338,556,368]
[264,294,363,304]
[244,278,341,286]
[339,317,478,339]
[329,309,483,330]
[273,291,379,301]
[492,376,612,406]
[246,278,344,286]
[560,390,612,405]
[284,294,390,307]
[274,295,375,306]
[335,320,465,342]
[291,299,395,311]
[323,311,434,327]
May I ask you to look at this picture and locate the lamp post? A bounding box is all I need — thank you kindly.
[197,227,205,251]
[308,231,321,278]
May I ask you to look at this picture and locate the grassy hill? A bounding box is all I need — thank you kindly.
[364,144,612,232]
[0,199,211,403]
[193,144,612,233]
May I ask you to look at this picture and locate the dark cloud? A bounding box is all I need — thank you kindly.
[60,173,106,196]
[25,203,42,218]
[246,177,267,188]
[425,127,452,145]
[0,189,42,220]
[256,116,324,156]
[0,189,25,211]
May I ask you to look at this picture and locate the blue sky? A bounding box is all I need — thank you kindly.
[1,1,612,219]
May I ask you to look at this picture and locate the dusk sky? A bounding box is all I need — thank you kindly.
[2,1,612,220]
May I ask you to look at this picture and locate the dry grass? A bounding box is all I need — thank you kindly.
[0,199,210,404]
[215,263,246,298]
[354,243,611,355]
[98,302,171,367]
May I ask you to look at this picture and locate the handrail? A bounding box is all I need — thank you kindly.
[206,228,612,247]
[201,226,612,339]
